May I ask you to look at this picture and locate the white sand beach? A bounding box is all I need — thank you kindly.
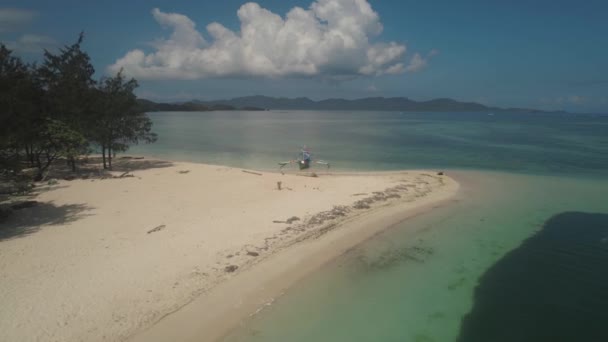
[0,158,458,342]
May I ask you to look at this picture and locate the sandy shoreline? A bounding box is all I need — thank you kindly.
[0,158,458,342]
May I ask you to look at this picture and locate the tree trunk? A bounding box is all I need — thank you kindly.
[101,144,107,169]
[24,145,31,167]
[29,145,35,167]
[34,157,42,181]
[34,152,54,181]
[69,156,76,172]
[35,153,42,170]
[39,153,56,181]
[108,145,112,170]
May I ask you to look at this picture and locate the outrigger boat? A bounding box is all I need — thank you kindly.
[278,146,330,170]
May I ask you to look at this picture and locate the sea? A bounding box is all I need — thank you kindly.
[130,111,608,342]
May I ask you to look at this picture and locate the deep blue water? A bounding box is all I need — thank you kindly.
[457,212,608,342]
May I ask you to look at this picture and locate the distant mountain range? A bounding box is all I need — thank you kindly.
[137,96,562,113]
[136,99,265,112]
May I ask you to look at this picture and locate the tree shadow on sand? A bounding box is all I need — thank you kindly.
[0,202,92,241]
[110,158,174,172]
[45,157,174,180]
[456,211,608,342]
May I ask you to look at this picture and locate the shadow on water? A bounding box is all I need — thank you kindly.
[0,202,92,241]
[457,212,608,342]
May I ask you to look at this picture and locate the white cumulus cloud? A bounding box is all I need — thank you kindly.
[405,53,427,72]
[405,49,439,73]
[109,0,415,80]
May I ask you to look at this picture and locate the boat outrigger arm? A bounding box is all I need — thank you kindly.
[278,147,330,170]
[278,160,331,169]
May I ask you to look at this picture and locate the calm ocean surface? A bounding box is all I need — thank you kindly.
[131,111,608,176]
[131,111,608,342]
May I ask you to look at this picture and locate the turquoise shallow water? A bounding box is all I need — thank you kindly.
[221,172,608,342]
[130,111,608,177]
[130,111,607,341]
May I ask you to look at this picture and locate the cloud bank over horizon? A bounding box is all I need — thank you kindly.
[109,0,431,80]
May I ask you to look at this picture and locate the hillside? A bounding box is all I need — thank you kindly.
[138,96,560,113]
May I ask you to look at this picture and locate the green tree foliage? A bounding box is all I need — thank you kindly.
[30,118,87,180]
[0,45,44,174]
[94,70,157,169]
[0,34,157,180]
[37,32,96,171]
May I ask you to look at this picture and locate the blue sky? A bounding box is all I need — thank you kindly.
[1,0,606,112]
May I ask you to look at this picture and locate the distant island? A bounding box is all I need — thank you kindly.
[136,99,266,112]
[138,96,564,113]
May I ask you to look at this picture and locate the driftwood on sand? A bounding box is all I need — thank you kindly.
[147,224,166,234]
[224,265,238,272]
[296,172,318,178]
[241,170,262,176]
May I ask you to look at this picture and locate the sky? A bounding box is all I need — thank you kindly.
[1,0,607,113]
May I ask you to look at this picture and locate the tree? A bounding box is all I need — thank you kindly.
[30,118,87,180]
[37,32,96,171]
[94,70,157,169]
[1,34,158,181]
[0,44,44,174]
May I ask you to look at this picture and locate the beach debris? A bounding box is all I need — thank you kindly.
[178,170,190,174]
[437,171,444,176]
[147,224,166,234]
[224,265,239,273]
[63,175,76,181]
[242,170,263,176]
[286,216,300,224]
[103,172,134,180]
[272,220,285,223]
[353,201,371,209]
[277,181,282,190]
[226,254,234,258]
[247,251,259,257]
[47,179,59,186]
[296,172,318,178]
[351,185,413,210]
[120,156,144,160]
[10,201,39,210]
[308,206,350,225]
[115,171,133,178]
[352,193,367,196]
